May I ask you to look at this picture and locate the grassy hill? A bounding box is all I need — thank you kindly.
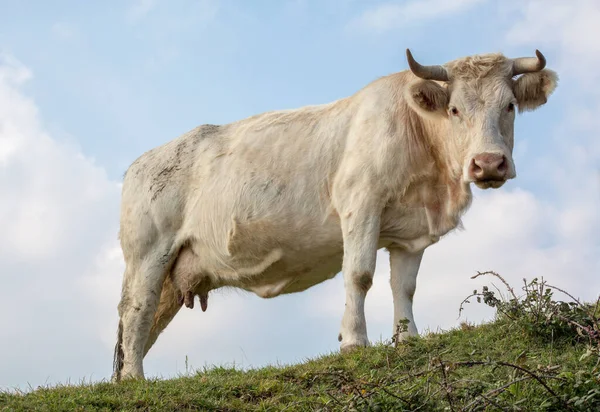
[2,275,599,411]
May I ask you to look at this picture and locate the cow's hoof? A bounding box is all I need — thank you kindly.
[340,342,368,354]
[394,332,418,346]
[116,369,146,382]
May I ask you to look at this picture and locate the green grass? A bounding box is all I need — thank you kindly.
[2,277,599,411]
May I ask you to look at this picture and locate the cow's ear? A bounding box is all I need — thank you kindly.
[405,80,449,119]
[513,69,558,113]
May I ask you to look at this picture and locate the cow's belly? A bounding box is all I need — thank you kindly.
[223,222,347,297]
[171,238,345,300]
[238,248,345,298]
[173,184,446,300]
[174,205,348,299]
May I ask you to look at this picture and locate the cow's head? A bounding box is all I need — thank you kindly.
[404,49,558,189]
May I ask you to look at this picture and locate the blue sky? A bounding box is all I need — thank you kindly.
[1,0,599,391]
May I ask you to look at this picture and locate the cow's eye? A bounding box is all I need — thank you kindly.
[507,102,515,112]
[450,107,459,116]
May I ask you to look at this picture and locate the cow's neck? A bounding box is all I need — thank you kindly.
[412,113,473,237]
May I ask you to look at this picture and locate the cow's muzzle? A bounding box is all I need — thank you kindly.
[468,153,509,189]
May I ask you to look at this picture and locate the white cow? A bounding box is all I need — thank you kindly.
[112,49,558,381]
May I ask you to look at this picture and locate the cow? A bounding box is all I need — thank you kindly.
[112,49,558,382]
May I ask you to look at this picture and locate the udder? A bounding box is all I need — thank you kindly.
[169,241,287,309]
[170,247,211,311]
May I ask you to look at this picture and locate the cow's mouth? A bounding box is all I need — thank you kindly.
[474,179,506,189]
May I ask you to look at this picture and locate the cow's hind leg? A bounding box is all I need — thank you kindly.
[113,242,175,381]
[144,275,182,357]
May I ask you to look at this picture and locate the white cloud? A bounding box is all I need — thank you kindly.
[504,0,600,81]
[350,0,486,33]
[0,54,121,390]
[503,0,600,226]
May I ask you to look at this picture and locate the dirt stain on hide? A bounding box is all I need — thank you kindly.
[148,124,222,202]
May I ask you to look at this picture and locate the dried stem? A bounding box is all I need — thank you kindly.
[471,271,518,301]
[438,360,456,412]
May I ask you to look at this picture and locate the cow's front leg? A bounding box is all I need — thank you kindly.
[388,247,423,343]
[338,210,381,353]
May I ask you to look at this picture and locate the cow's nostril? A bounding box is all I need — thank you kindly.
[497,156,507,174]
[470,159,483,175]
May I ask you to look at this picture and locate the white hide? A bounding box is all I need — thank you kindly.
[112,52,558,381]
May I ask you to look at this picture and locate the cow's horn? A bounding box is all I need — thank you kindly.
[406,49,449,82]
[512,49,546,76]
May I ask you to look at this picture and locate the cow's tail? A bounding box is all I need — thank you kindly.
[112,319,124,382]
